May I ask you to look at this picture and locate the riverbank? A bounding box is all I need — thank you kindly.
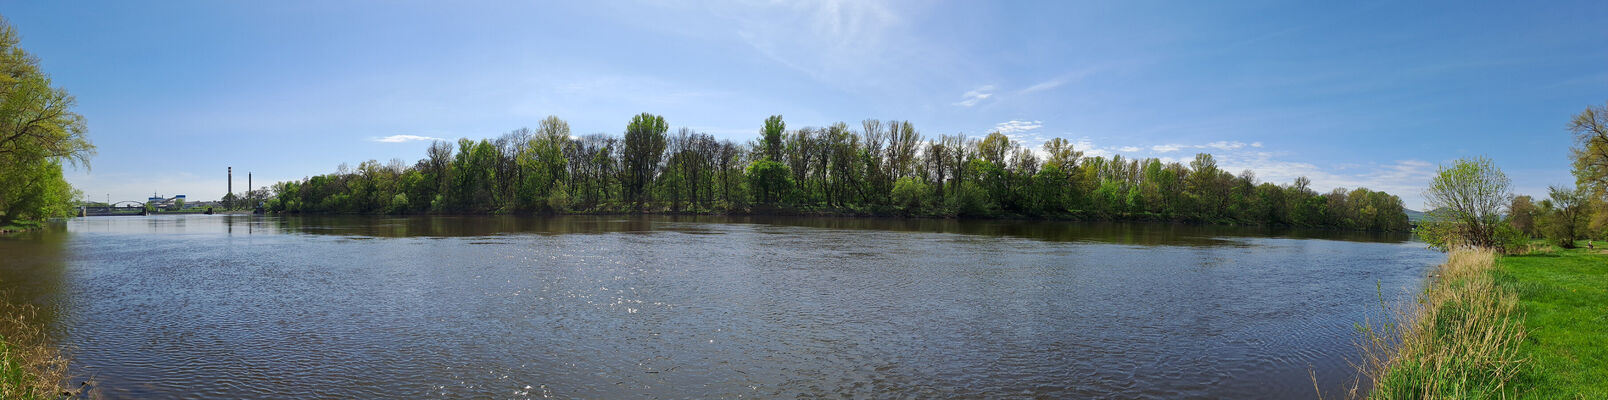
[1357,248,1526,398]
[0,301,73,399]
[0,219,47,234]
[1494,243,1608,397]
[1359,243,1607,399]
[269,205,1412,232]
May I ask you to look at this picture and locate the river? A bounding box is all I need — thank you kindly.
[0,215,1440,399]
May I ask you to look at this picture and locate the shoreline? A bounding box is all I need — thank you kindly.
[253,208,1412,233]
[1357,242,1608,398]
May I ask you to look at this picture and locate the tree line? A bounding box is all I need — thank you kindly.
[264,113,1410,231]
[0,19,93,227]
[1417,102,1608,251]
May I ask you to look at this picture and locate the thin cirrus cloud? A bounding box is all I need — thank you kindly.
[371,134,444,143]
[1016,68,1097,95]
[1151,141,1264,153]
[993,120,1042,134]
[1018,77,1069,94]
[954,85,995,107]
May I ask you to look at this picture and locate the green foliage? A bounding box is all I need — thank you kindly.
[762,115,784,162]
[1417,156,1513,251]
[1569,103,1608,201]
[0,20,93,225]
[623,113,668,209]
[1031,163,1069,214]
[261,114,1412,231]
[1508,195,1537,237]
[745,159,791,206]
[1536,185,1589,248]
[547,181,571,212]
[949,181,991,217]
[890,176,929,212]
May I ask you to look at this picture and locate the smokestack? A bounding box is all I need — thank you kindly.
[228,167,232,201]
[248,173,252,197]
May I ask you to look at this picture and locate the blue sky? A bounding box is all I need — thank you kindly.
[4,1,1605,208]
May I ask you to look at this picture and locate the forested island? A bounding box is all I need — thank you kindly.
[262,113,1411,231]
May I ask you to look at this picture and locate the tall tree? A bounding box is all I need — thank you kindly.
[1508,195,1537,237]
[1417,156,1513,251]
[1568,102,1608,231]
[762,115,785,161]
[623,113,668,209]
[0,19,94,224]
[1540,185,1589,247]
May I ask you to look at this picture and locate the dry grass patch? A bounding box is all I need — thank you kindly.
[0,301,73,399]
[1353,248,1528,399]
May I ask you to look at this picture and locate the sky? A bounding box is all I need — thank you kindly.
[4,1,1605,208]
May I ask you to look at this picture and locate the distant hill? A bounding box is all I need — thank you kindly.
[1405,209,1428,223]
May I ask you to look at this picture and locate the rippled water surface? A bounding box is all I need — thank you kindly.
[0,215,1440,399]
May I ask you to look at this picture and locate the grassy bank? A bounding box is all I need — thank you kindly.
[0,301,71,399]
[1494,244,1608,398]
[0,219,49,234]
[1357,248,1527,399]
[1356,244,1608,399]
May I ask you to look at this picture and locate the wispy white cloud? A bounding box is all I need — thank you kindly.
[371,134,444,143]
[1148,140,1258,153]
[1019,77,1069,94]
[954,85,995,107]
[709,0,969,97]
[993,120,1042,134]
[1016,68,1097,95]
[1151,144,1183,153]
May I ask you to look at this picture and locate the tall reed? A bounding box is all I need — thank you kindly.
[0,301,72,399]
[1353,248,1528,399]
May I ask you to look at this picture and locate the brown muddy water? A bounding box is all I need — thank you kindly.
[0,215,1439,398]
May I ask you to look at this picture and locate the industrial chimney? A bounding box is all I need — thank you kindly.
[228,167,233,205]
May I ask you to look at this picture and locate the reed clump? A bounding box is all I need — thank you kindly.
[0,301,72,399]
[1354,248,1528,399]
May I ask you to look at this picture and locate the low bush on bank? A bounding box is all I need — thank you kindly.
[1355,249,1528,399]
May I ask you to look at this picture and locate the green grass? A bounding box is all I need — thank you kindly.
[1,338,43,399]
[0,301,72,399]
[1358,249,1526,399]
[1495,243,1608,399]
[0,219,48,233]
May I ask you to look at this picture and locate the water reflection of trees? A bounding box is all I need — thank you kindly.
[266,215,1411,246]
[0,224,70,332]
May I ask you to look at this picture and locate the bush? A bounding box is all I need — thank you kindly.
[547,182,572,212]
[386,193,409,214]
[949,181,991,217]
[890,177,930,212]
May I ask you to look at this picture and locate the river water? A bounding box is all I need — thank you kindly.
[0,215,1439,399]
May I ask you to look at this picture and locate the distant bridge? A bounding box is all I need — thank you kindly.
[81,200,151,216]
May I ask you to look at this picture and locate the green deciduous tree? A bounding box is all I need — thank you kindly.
[1569,102,1608,232]
[0,19,93,225]
[745,159,791,206]
[623,113,668,210]
[1508,195,1537,237]
[1539,185,1589,248]
[1416,157,1514,251]
[259,111,1412,232]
